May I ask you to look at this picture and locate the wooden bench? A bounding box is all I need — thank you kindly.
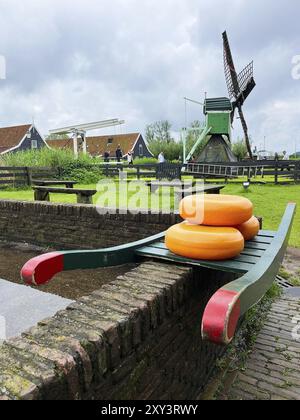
[147,181,197,194]
[33,186,97,204]
[32,180,77,189]
[21,203,296,346]
[175,184,225,202]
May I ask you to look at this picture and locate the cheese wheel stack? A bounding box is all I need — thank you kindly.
[166,194,259,261]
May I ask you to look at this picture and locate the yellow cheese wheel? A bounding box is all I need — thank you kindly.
[180,194,253,226]
[165,222,245,261]
[237,216,260,241]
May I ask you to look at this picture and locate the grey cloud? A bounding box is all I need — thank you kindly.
[0,0,299,152]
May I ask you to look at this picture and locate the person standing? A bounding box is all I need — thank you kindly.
[158,152,165,164]
[116,145,123,163]
[104,151,110,163]
[127,151,134,165]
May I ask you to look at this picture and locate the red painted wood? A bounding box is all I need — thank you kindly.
[21,252,64,286]
[201,289,241,345]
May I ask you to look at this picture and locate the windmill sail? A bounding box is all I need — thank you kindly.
[222,31,255,159]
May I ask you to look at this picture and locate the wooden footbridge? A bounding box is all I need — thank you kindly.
[21,204,296,346]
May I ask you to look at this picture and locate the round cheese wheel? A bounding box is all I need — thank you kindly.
[180,194,253,226]
[165,222,245,261]
[237,216,260,241]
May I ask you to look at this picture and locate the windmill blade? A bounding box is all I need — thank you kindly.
[232,61,256,108]
[238,61,255,94]
[223,31,240,99]
[237,106,253,159]
[223,31,256,159]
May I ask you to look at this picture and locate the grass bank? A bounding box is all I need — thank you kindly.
[0,182,299,247]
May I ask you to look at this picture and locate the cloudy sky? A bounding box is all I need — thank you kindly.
[0,0,300,153]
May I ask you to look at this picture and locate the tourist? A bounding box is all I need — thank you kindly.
[127,151,134,165]
[116,145,123,163]
[158,152,165,164]
[104,151,110,163]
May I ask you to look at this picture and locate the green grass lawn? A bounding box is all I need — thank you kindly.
[0,183,299,248]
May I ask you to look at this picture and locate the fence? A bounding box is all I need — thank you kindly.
[0,167,58,189]
[97,163,182,180]
[185,160,300,184]
[0,161,299,189]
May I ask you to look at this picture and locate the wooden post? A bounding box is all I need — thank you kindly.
[26,167,32,186]
[275,161,279,184]
[77,193,93,205]
[295,162,300,183]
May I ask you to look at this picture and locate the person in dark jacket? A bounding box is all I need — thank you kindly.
[104,151,110,163]
[116,145,123,162]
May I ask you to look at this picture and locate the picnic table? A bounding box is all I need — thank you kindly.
[146,180,197,194]
[32,180,77,189]
[33,186,96,204]
[175,184,225,202]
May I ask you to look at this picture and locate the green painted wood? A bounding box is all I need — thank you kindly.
[249,237,273,245]
[222,203,296,315]
[257,230,277,238]
[244,243,269,251]
[240,248,265,258]
[136,246,254,274]
[61,232,166,271]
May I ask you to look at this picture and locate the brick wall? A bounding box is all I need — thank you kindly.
[0,262,232,400]
[0,200,234,400]
[0,200,181,249]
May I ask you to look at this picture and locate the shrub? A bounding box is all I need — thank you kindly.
[0,148,95,168]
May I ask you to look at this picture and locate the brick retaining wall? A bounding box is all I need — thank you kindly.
[0,200,234,400]
[0,200,181,249]
[0,262,231,400]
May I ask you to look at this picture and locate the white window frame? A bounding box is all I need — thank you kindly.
[31,140,38,149]
[139,144,144,157]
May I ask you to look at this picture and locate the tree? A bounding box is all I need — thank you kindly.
[145,120,173,144]
[146,120,181,161]
[232,139,248,161]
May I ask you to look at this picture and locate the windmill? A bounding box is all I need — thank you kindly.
[223,31,256,159]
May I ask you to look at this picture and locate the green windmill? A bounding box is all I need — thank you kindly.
[184,31,256,163]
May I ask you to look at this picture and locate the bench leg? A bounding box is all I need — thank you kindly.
[207,189,221,195]
[34,190,50,201]
[77,194,93,205]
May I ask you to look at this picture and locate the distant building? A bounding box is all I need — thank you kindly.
[47,133,153,159]
[0,124,48,155]
[290,152,300,159]
[257,150,276,161]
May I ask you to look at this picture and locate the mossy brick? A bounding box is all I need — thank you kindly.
[38,315,111,377]
[8,337,80,400]
[112,277,161,329]
[118,272,168,321]
[62,306,132,362]
[69,300,141,354]
[0,367,39,400]
[23,325,93,392]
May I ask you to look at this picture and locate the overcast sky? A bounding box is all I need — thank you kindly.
[0,0,300,153]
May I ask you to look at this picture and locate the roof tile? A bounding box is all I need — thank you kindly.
[0,124,32,153]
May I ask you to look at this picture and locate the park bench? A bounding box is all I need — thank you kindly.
[21,203,296,346]
[147,180,197,194]
[32,180,77,189]
[175,184,225,202]
[33,186,97,204]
